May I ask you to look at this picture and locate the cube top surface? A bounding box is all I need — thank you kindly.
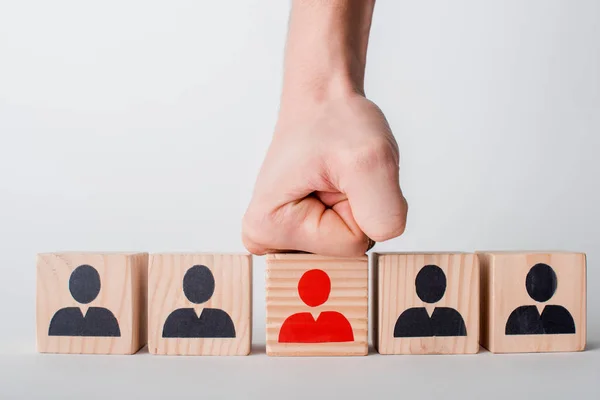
[476,250,586,256]
[38,251,147,256]
[150,252,250,256]
[266,253,367,261]
[374,251,468,256]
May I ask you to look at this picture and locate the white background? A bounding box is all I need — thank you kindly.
[0,1,598,398]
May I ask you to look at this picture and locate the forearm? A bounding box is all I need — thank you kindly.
[281,0,376,110]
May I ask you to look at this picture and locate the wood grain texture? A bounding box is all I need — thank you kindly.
[266,254,368,356]
[478,251,586,353]
[148,253,252,356]
[374,253,480,354]
[36,252,148,354]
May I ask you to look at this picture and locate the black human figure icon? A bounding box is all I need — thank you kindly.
[394,265,467,337]
[48,264,121,337]
[162,264,236,338]
[505,263,575,335]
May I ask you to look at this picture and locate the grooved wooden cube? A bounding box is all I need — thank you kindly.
[266,254,368,356]
[36,252,148,354]
[374,253,480,355]
[478,251,586,353]
[148,253,252,356]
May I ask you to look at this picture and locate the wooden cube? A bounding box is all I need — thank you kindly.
[265,254,368,356]
[373,252,480,354]
[36,252,148,354]
[478,251,586,353]
[148,253,252,356]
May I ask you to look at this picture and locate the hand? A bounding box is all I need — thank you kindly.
[242,94,408,257]
[242,0,408,256]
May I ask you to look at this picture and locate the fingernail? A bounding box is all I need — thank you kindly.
[367,237,376,252]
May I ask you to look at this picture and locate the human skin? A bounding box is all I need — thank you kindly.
[242,0,408,257]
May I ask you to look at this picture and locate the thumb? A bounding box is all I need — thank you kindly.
[339,151,408,242]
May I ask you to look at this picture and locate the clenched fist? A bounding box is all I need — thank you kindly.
[242,0,408,256]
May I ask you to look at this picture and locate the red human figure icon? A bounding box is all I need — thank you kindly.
[278,269,354,343]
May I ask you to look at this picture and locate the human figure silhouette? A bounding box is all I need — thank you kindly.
[48,264,121,337]
[505,263,575,335]
[394,265,467,337]
[162,264,235,338]
[278,269,354,343]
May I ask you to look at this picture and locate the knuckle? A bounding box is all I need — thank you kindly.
[344,234,370,256]
[241,235,266,255]
[364,197,408,242]
[241,210,270,254]
[368,214,407,242]
[242,204,295,254]
[344,139,399,174]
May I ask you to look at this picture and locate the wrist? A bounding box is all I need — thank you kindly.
[280,0,375,112]
[281,66,362,112]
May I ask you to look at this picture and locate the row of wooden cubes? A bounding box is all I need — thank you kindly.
[36,251,586,356]
[37,253,252,356]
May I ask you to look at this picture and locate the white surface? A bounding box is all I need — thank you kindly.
[1,346,600,399]
[0,1,598,398]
